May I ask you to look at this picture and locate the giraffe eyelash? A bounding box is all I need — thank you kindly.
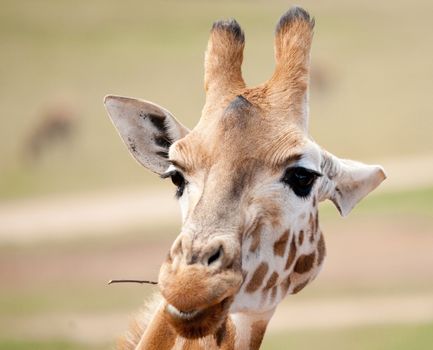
[161,170,187,198]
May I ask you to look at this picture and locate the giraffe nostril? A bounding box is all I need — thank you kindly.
[207,246,223,265]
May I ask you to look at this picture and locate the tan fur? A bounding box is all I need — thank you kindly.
[104,6,385,349]
[161,265,221,311]
[138,307,176,350]
[159,258,241,339]
[117,293,162,350]
[166,316,236,350]
[181,338,210,350]
[203,20,245,118]
[266,8,314,130]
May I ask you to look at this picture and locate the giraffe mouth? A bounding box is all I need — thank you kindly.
[166,304,202,320]
[159,260,243,338]
[163,297,232,338]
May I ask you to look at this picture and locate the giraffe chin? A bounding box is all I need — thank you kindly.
[163,296,233,339]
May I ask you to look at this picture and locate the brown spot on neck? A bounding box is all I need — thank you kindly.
[317,232,326,265]
[309,212,319,243]
[271,285,278,302]
[293,279,309,294]
[298,230,304,245]
[249,320,268,350]
[273,230,290,257]
[214,320,227,347]
[285,238,297,270]
[264,271,279,290]
[246,262,269,293]
[294,252,316,274]
[214,316,235,349]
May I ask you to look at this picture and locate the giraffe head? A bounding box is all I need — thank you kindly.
[105,7,385,340]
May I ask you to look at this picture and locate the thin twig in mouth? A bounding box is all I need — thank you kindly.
[108,279,158,285]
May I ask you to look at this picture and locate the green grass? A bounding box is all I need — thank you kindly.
[1,0,433,198]
[1,322,432,350]
[0,286,153,316]
[263,322,433,350]
[0,339,108,350]
[319,186,433,219]
[353,186,433,217]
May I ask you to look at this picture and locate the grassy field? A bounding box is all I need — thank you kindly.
[0,187,432,349]
[1,322,433,350]
[1,0,433,198]
[1,1,432,349]
[262,322,433,350]
[0,340,107,350]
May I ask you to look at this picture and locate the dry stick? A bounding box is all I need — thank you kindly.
[108,279,158,285]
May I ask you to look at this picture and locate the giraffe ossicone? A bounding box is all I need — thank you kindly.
[104,6,386,350]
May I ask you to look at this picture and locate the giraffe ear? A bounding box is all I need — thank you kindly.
[319,153,386,216]
[104,95,189,175]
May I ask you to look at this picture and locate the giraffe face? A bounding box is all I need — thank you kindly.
[104,7,385,341]
[157,95,327,333]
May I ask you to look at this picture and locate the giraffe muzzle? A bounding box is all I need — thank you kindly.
[159,259,242,338]
[163,295,234,339]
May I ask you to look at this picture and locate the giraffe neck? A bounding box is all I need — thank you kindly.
[132,303,275,350]
[230,310,275,349]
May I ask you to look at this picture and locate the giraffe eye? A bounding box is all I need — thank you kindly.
[282,167,321,198]
[170,171,186,197]
[161,170,187,198]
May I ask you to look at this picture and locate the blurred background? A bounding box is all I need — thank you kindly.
[0,0,432,349]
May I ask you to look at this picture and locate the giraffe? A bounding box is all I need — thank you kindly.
[104,7,386,350]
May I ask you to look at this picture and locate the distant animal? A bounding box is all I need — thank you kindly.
[23,101,77,161]
[105,6,385,349]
